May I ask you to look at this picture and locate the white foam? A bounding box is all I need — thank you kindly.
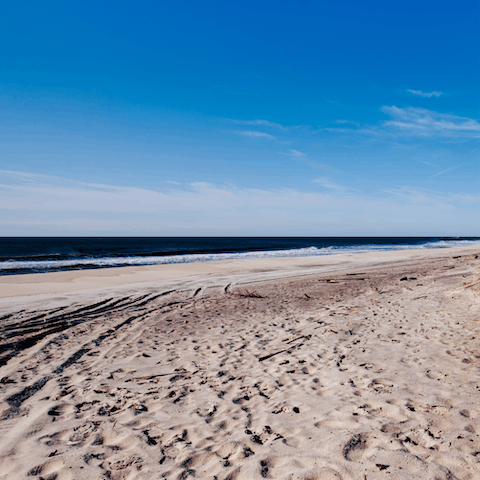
[2,239,480,273]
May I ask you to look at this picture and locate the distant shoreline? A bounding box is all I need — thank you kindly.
[1,243,479,300]
[2,236,479,277]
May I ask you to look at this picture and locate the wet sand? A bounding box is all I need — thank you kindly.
[2,246,480,479]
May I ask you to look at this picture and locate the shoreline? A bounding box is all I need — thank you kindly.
[1,244,479,301]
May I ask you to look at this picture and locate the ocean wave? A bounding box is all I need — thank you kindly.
[2,238,480,275]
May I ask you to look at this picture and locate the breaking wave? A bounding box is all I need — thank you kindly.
[2,238,480,276]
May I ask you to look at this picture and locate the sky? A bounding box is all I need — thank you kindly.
[0,0,479,236]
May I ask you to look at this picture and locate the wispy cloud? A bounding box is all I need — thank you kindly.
[418,160,438,168]
[382,187,449,206]
[235,130,276,139]
[190,181,214,188]
[0,169,60,184]
[382,106,480,138]
[407,89,442,98]
[280,150,329,170]
[286,149,306,157]
[232,119,286,130]
[330,119,360,126]
[323,107,480,141]
[313,177,345,190]
[322,125,380,136]
[1,170,479,235]
[383,186,480,206]
[430,164,465,178]
[429,155,479,178]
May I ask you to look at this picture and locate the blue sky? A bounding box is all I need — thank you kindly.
[1,1,479,236]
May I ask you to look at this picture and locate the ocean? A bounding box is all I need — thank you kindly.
[1,237,480,276]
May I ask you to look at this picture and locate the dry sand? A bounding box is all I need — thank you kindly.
[2,246,480,479]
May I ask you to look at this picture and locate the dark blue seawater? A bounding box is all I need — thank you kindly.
[1,237,480,276]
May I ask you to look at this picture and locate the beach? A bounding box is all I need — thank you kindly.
[2,245,480,479]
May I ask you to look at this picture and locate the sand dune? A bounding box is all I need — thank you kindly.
[2,247,480,479]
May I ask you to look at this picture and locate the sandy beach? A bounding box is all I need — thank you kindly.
[2,245,480,479]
